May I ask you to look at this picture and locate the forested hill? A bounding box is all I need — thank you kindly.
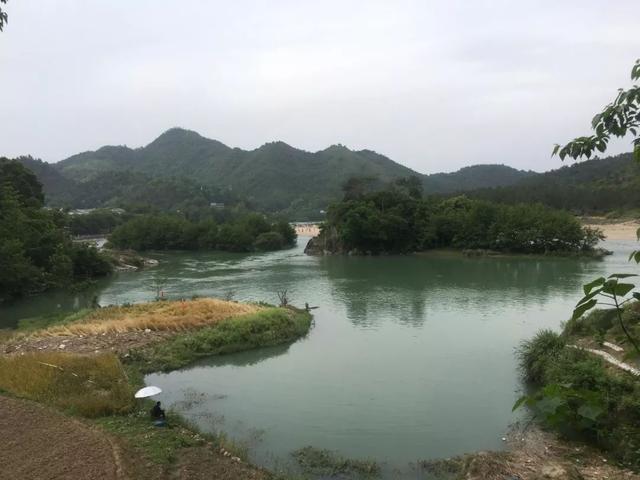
[13,128,637,218]
[465,153,640,214]
[32,128,532,218]
[423,164,535,193]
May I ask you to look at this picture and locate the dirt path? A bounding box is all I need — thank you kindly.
[0,395,125,480]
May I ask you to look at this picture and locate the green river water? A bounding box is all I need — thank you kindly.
[1,237,637,477]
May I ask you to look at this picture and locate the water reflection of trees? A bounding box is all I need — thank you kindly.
[192,343,292,369]
[321,254,592,328]
[0,282,106,329]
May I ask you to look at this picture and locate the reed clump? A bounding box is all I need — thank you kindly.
[0,352,133,417]
[36,298,261,337]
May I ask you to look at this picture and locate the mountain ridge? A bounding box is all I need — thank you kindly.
[12,127,632,218]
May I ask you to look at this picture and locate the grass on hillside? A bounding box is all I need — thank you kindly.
[132,307,312,372]
[0,352,133,417]
[35,298,261,337]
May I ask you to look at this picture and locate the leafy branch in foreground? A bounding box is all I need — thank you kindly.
[553,59,640,162]
[572,274,640,356]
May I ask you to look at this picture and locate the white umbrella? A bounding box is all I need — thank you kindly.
[134,386,162,398]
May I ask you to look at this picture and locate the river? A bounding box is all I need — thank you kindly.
[1,237,638,477]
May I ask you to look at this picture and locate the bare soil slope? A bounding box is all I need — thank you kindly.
[0,395,124,480]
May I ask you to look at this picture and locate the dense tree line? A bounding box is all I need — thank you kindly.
[320,182,602,255]
[0,159,112,301]
[69,209,128,236]
[108,212,297,252]
[463,153,640,214]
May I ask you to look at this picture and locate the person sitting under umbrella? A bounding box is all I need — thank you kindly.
[150,401,166,420]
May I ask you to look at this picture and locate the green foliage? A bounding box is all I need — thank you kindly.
[464,153,640,214]
[109,212,296,252]
[324,185,601,255]
[514,343,640,468]
[22,128,534,220]
[69,209,127,235]
[132,308,312,372]
[0,157,44,207]
[554,59,640,162]
[517,330,566,383]
[253,231,285,251]
[516,62,640,469]
[0,159,113,301]
[571,273,640,355]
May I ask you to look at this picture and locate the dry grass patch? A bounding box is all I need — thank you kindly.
[36,298,262,337]
[0,352,133,417]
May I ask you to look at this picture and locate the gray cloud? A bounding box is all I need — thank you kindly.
[0,0,638,173]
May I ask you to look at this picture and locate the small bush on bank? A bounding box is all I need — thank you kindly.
[517,329,566,383]
[0,352,133,417]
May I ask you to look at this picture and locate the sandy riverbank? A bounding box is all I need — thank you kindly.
[584,220,640,241]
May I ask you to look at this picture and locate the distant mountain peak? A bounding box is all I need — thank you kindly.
[146,127,230,152]
[149,127,205,144]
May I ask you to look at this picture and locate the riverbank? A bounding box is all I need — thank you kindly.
[510,302,640,476]
[0,298,312,479]
[2,296,639,478]
[583,219,640,241]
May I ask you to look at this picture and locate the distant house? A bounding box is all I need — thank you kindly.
[210,202,225,208]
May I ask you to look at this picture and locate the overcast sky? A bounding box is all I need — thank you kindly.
[0,1,638,173]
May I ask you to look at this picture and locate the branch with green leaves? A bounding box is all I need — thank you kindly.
[553,59,640,162]
[573,273,640,356]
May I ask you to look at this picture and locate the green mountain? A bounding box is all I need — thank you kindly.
[47,128,534,218]
[465,153,640,214]
[14,129,639,217]
[422,164,536,194]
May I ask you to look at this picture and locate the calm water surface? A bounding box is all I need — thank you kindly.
[2,238,637,477]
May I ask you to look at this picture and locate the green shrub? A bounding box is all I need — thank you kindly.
[253,231,285,251]
[517,329,566,383]
[516,327,640,469]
